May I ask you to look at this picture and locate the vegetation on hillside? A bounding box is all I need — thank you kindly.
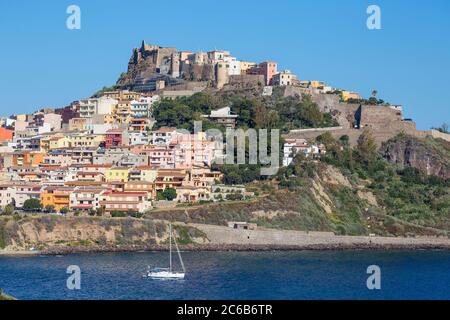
[92,85,120,97]
[152,92,338,184]
[312,130,450,231]
[152,92,338,133]
[153,130,449,236]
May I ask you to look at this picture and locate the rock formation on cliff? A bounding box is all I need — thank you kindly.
[380,134,450,179]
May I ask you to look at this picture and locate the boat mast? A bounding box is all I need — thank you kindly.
[173,228,186,273]
[169,223,172,272]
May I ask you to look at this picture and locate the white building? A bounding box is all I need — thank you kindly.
[129,131,149,146]
[0,185,16,209]
[273,70,296,86]
[207,50,230,63]
[79,97,118,118]
[227,59,241,76]
[202,107,237,128]
[150,128,177,145]
[283,139,326,166]
[130,96,159,118]
[10,184,41,208]
[85,123,115,135]
[43,113,62,131]
[70,187,108,211]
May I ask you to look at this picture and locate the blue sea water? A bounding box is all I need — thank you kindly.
[0,250,449,300]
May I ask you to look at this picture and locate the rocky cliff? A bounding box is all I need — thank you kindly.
[380,134,450,179]
[0,216,207,252]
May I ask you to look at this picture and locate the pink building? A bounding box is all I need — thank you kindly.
[259,61,278,85]
[141,146,175,169]
[170,133,216,169]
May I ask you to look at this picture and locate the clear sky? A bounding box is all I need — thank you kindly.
[0,0,449,130]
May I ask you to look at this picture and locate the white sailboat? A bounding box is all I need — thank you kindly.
[147,224,186,279]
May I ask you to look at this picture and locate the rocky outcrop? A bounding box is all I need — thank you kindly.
[380,134,450,179]
[0,216,207,252]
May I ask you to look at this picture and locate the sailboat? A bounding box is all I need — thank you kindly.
[147,224,186,279]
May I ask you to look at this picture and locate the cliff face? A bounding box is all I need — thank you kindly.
[380,134,450,179]
[0,216,207,252]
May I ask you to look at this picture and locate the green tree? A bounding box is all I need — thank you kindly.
[111,211,127,218]
[162,188,177,201]
[23,198,42,211]
[356,129,377,164]
[2,204,15,216]
[339,135,350,146]
[60,207,69,214]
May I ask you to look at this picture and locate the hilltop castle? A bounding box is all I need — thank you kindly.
[117,40,285,92]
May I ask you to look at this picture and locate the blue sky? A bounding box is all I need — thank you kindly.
[0,0,449,130]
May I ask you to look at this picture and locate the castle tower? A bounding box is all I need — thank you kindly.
[170,52,180,78]
[216,62,229,89]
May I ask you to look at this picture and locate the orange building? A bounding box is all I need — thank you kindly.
[0,128,14,141]
[40,187,73,211]
[13,152,45,166]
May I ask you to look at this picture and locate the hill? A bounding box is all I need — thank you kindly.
[151,131,449,237]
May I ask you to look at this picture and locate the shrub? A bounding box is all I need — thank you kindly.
[162,188,177,201]
[23,198,42,211]
[2,204,15,216]
[111,211,127,218]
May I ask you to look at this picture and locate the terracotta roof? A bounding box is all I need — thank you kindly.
[77,172,104,176]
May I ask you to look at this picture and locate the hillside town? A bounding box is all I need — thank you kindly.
[1,40,447,216]
[0,90,324,215]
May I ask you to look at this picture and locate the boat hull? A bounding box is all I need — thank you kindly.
[148,271,185,279]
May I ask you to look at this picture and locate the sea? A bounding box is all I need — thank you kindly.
[1,250,449,300]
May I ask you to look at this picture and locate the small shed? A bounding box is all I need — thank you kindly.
[227,221,257,231]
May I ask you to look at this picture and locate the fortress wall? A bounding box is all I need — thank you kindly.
[228,74,265,85]
[428,129,450,142]
[360,105,404,131]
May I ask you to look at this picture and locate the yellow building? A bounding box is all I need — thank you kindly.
[40,187,72,211]
[49,136,71,150]
[68,118,87,131]
[240,61,257,74]
[16,114,28,122]
[67,133,104,148]
[341,91,361,102]
[39,136,51,153]
[310,80,325,89]
[100,90,141,101]
[106,167,130,182]
[112,101,132,124]
[134,166,158,182]
[48,133,104,149]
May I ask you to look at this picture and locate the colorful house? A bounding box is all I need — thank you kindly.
[0,128,14,142]
[100,191,152,213]
[41,187,73,211]
[105,167,130,182]
[105,129,129,149]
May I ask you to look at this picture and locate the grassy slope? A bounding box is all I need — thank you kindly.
[151,160,449,237]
